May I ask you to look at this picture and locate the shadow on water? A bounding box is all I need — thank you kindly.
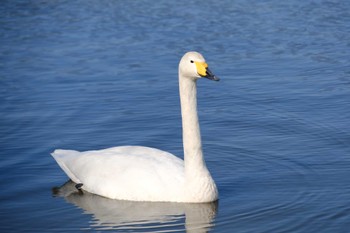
[52,181,218,232]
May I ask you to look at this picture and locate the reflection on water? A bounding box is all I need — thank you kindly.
[53,181,218,232]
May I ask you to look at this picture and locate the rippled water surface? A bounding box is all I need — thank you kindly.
[1,0,350,232]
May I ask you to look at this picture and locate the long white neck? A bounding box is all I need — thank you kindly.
[179,75,208,177]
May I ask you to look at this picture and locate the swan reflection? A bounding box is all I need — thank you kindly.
[53,181,218,232]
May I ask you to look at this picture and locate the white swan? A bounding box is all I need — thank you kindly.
[52,51,220,203]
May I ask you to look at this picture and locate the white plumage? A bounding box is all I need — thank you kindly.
[52,51,220,203]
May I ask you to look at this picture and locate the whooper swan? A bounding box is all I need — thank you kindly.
[52,51,220,203]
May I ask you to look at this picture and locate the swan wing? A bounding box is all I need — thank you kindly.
[52,146,185,202]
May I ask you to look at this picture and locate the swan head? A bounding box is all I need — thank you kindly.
[179,51,219,81]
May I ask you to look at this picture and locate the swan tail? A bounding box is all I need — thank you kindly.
[51,149,82,184]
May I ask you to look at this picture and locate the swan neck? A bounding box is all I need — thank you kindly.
[179,75,206,172]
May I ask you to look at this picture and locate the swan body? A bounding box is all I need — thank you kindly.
[52,51,220,203]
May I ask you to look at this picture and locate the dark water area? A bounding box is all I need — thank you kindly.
[1,0,350,232]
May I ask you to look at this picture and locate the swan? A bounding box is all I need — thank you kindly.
[52,51,220,203]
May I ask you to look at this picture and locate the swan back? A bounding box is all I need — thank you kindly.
[52,146,186,202]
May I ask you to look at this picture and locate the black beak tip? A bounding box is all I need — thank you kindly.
[213,76,220,81]
[204,75,220,81]
[205,68,220,81]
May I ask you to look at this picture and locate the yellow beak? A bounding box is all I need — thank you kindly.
[194,61,220,81]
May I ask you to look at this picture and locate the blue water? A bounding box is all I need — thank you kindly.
[1,0,350,232]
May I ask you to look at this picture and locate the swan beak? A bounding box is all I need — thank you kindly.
[205,67,220,81]
[195,62,220,81]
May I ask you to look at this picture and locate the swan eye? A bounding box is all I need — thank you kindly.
[190,60,194,63]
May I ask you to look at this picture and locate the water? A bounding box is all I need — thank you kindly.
[1,0,350,232]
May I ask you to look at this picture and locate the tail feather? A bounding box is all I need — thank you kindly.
[51,149,82,184]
